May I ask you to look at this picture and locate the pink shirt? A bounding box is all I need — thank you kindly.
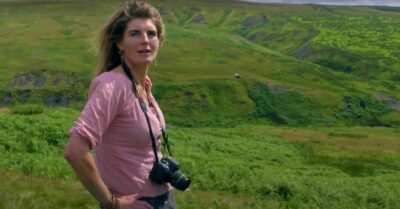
[69,71,171,197]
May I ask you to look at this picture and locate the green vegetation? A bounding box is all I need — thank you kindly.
[336,94,393,126]
[0,0,399,208]
[0,0,399,127]
[0,109,399,208]
[248,83,333,125]
[10,104,45,115]
[0,108,77,178]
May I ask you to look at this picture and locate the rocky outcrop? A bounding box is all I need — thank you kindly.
[159,7,173,16]
[52,75,63,85]
[33,74,47,87]
[185,92,194,99]
[0,93,12,107]
[6,79,16,88]
[269,85,288,93]
[242,15,269,28]
[374,92,400,111]
[21,89,31,102]
[190,14,205,24]
[189,7,201,13]
[3,70,83,107]
[44,94,70,107]
[17,76,27,86]
[293,44,314,59]
[7,72,47,88]
[247,31,267,41]
[248,31,284,43]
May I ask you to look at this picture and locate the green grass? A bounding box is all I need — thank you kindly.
[0,108,399,208]
[0,171,97,209]
[0,0,399,127]
[0,0,400,208]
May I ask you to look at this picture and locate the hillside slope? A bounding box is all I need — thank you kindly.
[0,0,399,126]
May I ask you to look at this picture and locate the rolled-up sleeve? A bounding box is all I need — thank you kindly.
[69,75,125,149]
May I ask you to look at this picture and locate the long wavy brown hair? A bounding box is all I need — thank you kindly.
[97,0,165,75]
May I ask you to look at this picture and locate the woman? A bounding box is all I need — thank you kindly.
[64,1,175,209]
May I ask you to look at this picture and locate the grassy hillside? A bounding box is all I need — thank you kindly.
[0,0,399,126]
[1,1,400,208]
[0,107,399,208]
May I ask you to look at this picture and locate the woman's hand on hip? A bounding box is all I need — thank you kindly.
[118,194,153,209]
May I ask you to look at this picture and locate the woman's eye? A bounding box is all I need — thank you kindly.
[131,32,140,37]
[147,31,156,38]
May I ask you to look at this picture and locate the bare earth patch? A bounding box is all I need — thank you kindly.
[242,15,268,28]
[190,14,206,24]
[256,127,400,155]
[374,92,400,111]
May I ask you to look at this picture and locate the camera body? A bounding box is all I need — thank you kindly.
[149,156,191,191]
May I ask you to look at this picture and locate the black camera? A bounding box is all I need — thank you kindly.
[149,156,191,191]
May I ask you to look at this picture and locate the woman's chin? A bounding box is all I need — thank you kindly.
[129,59,154,67]
[142,60,154,66]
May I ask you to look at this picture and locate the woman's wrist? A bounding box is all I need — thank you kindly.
[100,192,120,209]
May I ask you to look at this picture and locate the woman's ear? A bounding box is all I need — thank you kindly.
[117,42,123,51]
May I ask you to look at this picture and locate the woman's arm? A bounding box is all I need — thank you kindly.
[64,136,112,204]
[64,136,153,209]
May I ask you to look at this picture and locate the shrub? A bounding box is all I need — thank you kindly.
[11,104,44,115]
[248,83,333,125]
[336,94,392,126]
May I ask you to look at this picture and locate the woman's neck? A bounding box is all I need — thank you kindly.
[125,61,148,88]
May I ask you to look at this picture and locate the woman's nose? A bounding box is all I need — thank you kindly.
[141,33,149,43]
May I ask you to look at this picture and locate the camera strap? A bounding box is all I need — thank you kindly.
[122,62,172,163]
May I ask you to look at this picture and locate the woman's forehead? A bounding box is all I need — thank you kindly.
[126,18,157,31]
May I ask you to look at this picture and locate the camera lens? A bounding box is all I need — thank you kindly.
[149,161,170,185]
[170,171,191,191]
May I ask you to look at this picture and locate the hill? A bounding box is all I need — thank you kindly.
[0,0,399,126]
[0,1,399,208]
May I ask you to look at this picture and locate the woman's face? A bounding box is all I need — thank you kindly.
[118,18,160,68]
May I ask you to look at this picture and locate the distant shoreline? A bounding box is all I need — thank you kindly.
[239,0,400,8]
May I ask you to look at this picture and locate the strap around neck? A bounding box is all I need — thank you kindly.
[122,62,172,161]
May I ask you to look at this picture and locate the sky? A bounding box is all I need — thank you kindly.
[240,0,400,7]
